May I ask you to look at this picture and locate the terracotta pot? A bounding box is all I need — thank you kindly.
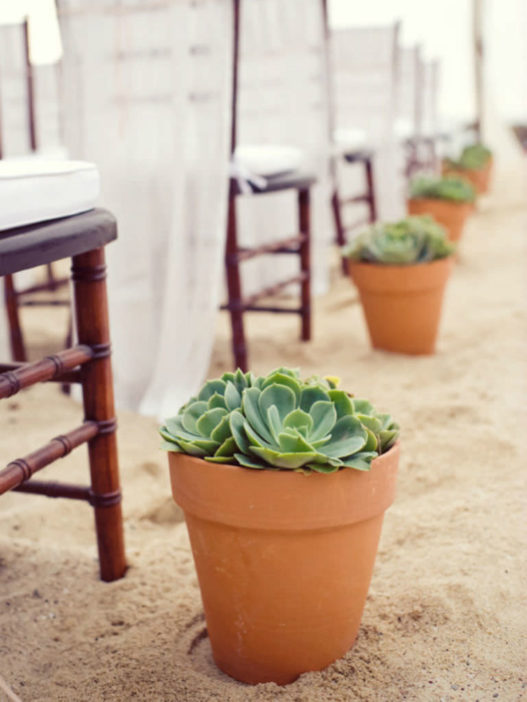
[407,198,472,243]
[442,157,493,194]
[168,443,400,685]
[348,257,453,354]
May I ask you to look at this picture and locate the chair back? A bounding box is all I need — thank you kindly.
[330,23,399,145]
[234,0,329,156]
[395,44,423,141]
[0,21,35,157]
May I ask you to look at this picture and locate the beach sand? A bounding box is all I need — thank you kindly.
[1,178,526,701]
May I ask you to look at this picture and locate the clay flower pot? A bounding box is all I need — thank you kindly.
[407,198,472,243]
[442,157,493,195]
[348,257,454,354]
[168,443,400,685]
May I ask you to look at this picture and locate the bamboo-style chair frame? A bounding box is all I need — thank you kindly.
[0,209,126,582]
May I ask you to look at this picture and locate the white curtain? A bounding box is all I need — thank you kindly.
[235,0,332,296]
[331,23,404,219]
[59,0,233,417]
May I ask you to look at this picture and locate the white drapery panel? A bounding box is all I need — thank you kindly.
[235,0,332,296]
[421,58,440,139]
[330,23,403,220]
[395,44,421,140]
[59,0,233,417]
[0,23,33,157]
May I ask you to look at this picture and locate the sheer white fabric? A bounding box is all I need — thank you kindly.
[421,59,440,139]
[58,0,233,417]
[330,23,403,219]
[394,44,421,141]
[0,23,32,157]
[235,0,332,297]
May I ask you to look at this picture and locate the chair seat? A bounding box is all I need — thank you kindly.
[0,209,117,276]
[333,129,375,162]
[0,159,99,232]
[234,144,304,177]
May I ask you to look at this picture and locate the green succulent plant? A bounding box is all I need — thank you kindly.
[445,143,492,171]
[343,215,455,265]
[409,175,476,203]
[160,368,399,473]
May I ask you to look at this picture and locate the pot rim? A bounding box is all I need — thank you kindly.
[168,442,400,530]
[407,196,473,207]
[347,255,454,270]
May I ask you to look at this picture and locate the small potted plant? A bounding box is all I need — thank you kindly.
[161,368,400,685]
[344,215,455,355]
[407,175,476,242]
[442,143,493,194]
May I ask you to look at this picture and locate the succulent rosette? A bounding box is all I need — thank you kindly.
[409,175,476,203]
[343,215,455,265]
[445,143,492,171]
[160,368,398,473]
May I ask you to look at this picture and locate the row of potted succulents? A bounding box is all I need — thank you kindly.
[157,143,493,688]
[342,143,492,356]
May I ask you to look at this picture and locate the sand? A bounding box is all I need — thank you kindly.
[1,174,526,701]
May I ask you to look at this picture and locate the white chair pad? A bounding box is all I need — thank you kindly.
[233,145,304,177]
[333,128,369,153]
[0,159,99,231]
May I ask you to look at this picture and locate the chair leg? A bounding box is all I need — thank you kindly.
[46,263,58,292]
[225,190,248,371]
[364,156,377,223]
[298,188,311,342]
[71,247,126,582]
[4,274,27,362]
[331,189,348,275]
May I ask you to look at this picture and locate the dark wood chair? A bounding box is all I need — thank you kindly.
[223,0,316,371]
[0,208,126,582]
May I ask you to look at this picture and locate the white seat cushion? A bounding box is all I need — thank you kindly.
[333,127,368,153]
[0,159,99,231]
[394,118,414,140]
[233,145,303,177]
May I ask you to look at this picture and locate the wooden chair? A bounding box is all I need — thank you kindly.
[0,18,69,362]
[0,208,126,582]
[222,0,316,371]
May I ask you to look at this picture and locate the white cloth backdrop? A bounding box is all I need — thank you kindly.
[330,23,404,220]
[59,0,233,417]
[236,0,332,297]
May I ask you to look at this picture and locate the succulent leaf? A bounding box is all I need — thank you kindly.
[299,385,330,411]
[198,379,227,402]
[234,453,266,469]
[328,389,354,419]
[182,402,208,433]
[261,371,302,401]
[309,401,337,441]
[196,408,228,437]
[259,384,296,422]
[230,410,251,453]
[242,388,275,443]
[318,416,368,458]
[283,408,314,436]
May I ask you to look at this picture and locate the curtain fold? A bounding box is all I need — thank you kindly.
[235,0,332,297]
[59,0,233,417]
